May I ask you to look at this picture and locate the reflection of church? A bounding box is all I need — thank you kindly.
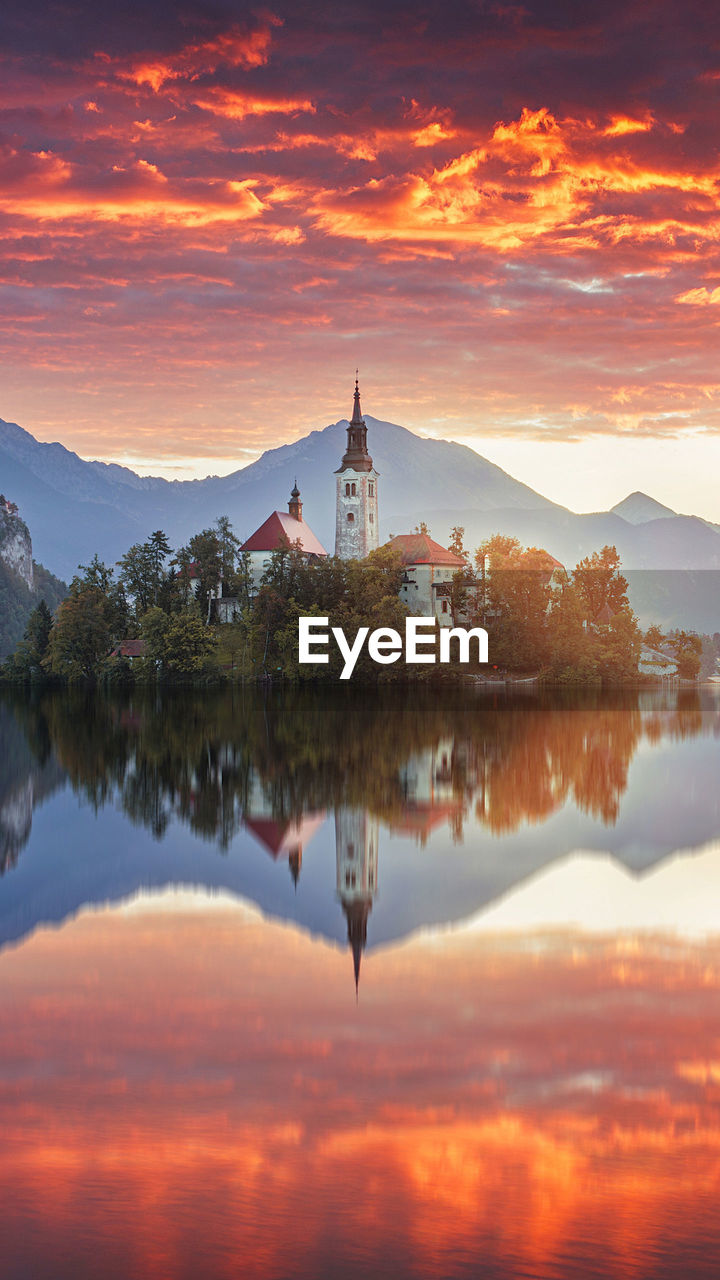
[335,809,379,994]
[242,741,470,992]
[242,771,326,889]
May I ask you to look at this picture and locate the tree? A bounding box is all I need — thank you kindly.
[45,589,114,679]
[668,631,702,680]
[574,546,630,624]
[185,529,222,621]
[139,606,170,668]
[118,542,155,617]
[118,532,172,617]
[72,555,128,639]
[546,578,596,681]
[448,526,466,559]
[214,516,240,592]
[644,624,665,650]
[162,612,217,674]
[9,600,54,676]
[474,535,557,669]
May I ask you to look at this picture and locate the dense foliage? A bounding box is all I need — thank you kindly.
[0,514,696,686]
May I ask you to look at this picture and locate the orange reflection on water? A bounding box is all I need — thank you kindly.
[2,901,720,1277]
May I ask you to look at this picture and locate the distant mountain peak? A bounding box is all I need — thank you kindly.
[611,491,677,524]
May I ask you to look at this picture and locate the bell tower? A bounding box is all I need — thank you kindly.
[335,808,379,995]
[335,378,379,559]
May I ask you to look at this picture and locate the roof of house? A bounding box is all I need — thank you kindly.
[243,813,326,858]
[387,533,466,568]
[111,639,146,658]
[241,511,328,556]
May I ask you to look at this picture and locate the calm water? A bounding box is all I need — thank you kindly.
[2,685,720,1278]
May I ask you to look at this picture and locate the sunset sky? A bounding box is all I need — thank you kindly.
[3,0,720,514]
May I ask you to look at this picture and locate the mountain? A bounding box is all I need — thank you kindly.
[611,491,677,523]
[2,414,720,628]
[0,501,67,657]
[403,505,720,572]
[0,415,555,582]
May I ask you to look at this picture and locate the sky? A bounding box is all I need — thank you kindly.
[2,0,720,515]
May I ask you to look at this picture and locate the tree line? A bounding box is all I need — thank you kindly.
[0,515,703,684]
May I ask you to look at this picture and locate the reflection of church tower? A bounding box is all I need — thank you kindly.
[335,808,379,994]
[335,379,380,559]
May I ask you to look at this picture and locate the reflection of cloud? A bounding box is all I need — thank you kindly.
[3,900,720,1275]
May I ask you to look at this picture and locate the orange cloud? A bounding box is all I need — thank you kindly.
[117,19,282,91]
[312,106,720,253]
[191,88,315,121]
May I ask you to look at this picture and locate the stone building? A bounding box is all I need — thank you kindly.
[335,379,379,559]
[387,532,467,626]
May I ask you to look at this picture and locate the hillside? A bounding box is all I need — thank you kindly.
[0,501,66,658]
[0,414,556,581]
[2,414,720,629]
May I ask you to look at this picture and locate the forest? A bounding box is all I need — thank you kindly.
[0,515,705,684]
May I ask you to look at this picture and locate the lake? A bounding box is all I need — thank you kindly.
[2,685,720,1278]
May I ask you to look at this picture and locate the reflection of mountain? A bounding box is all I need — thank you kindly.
[1,687,720,963]
[0,702,65,874]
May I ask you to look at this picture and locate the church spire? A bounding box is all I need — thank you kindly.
[288,480,303,522]
[338,375,373,473]
[351,373,364,426]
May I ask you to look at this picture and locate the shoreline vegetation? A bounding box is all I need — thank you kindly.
[0,518,711,687]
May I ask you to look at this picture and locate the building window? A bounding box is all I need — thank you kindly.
[347,844,355,860]
[369,482,374,497]
[351,482,356,496]
[345,482,351,497]
[369,513,374,523]
[347,512,354,523]
[442,600,448,613]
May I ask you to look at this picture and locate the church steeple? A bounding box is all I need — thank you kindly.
[351,376,363,425]
[334,808,378,997]
[288,481,303,522]
[339,376,373,473]
[334,378,379,559]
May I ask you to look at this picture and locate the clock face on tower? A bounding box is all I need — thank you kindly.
[335,380,379,559]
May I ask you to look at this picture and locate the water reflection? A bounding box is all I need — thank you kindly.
[3,687,720,1277]
[2,900,720,1279]
[2,686,720,982]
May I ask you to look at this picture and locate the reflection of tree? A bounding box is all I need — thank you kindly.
[474,707,643,831]
[0,686,717,864]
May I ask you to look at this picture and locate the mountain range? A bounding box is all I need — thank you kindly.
[2,413,720,628]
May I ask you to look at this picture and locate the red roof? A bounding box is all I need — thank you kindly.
[387,533,466,567]
[111,639,145,658]
[241,511,328,556]
[244,812,326,858]
[389,801,462,839]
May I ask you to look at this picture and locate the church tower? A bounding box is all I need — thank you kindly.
[335,808,379,995]
[335,379,379,559]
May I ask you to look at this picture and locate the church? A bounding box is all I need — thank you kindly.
[231,378,468,625]
[334,378,379,559]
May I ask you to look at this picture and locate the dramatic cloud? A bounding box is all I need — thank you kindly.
[1,0,720,502]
